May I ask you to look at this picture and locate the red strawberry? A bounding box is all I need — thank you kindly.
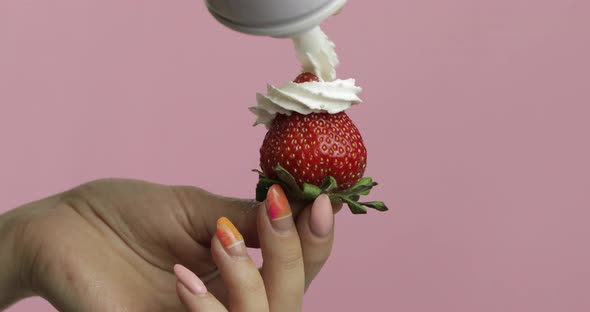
[260,112,366,190]
[255,73,387,214]
[293,72,320,83]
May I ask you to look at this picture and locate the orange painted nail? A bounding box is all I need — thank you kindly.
[217,217,246,256]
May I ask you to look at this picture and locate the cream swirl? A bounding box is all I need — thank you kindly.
[292,27,339,82]
[250,79,362,127]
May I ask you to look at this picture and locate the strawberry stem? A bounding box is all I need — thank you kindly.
[254,165,388,214]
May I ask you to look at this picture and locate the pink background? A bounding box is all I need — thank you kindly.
[1,0,589,311]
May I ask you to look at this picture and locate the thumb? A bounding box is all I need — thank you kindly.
[172,185,262,247]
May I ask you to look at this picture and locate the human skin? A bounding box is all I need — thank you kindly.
[0,179,339,311]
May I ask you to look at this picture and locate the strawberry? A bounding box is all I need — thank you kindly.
[293,72,320,83]
[260,112,366,190]
[254,73,388,214]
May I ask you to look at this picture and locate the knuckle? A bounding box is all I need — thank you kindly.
[12,206,74,293]
[278,246,304,271]
[233,269,265,295]
[241,279,264,295]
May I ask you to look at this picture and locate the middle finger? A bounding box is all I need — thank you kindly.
[259,185,305,311]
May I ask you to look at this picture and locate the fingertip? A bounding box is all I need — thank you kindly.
[315,194,331,206]
[265,185,295,232]
[310,195,334,238]
[216,217,247,257]
[176,280,190,298]
[176,275,226,312]
[174,264,208,296]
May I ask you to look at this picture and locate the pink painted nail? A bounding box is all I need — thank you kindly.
[174,264,207,295]
[310,194,334,238]
[266,184,294,232]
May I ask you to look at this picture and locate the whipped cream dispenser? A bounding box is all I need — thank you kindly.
[205,0,346,37]
[205,0,346,81]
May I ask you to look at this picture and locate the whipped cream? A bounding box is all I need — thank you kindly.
[250,26,362,127]
[292,27,339,82]
[250,79,362,127]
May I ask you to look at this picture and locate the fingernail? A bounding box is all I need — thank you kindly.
[310,194,334,238]
[217,217,247,257]
[174,264,208,296]
[266,184,293,232]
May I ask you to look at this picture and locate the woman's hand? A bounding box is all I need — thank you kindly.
[174,185,335,311]
[1,179,337,311]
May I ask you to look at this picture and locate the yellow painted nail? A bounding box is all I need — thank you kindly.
[217,217,244,250]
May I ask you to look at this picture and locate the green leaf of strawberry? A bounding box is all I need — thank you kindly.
[274,165,302,195]
[359,201,389,212]
[320,176,338,193]
[340,196,368,214]
[302,183,322,200]
[255,165,387,214]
